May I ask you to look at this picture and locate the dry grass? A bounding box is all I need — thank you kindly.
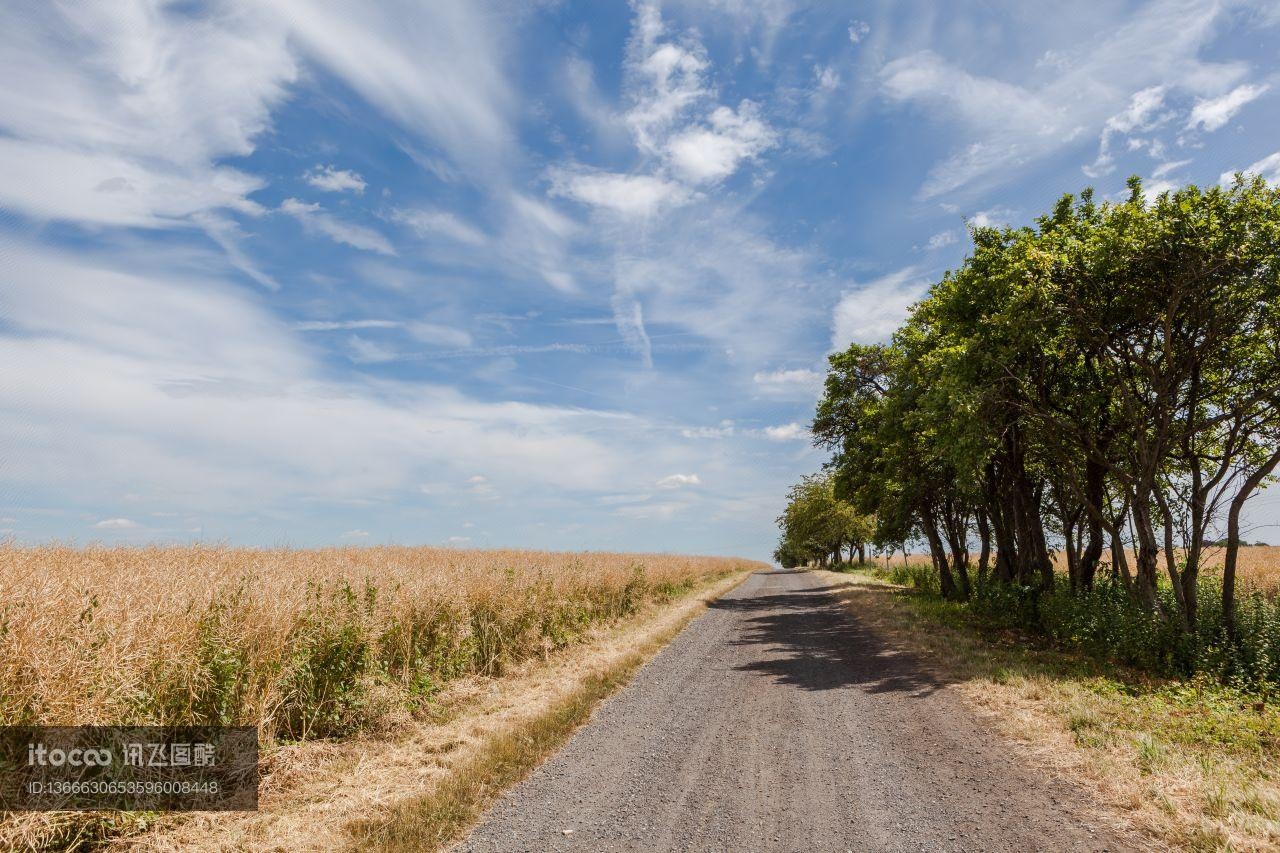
[108,573,746,852]
[0,545,760,851]
[0,544,760,734]
[822,569,1280,851]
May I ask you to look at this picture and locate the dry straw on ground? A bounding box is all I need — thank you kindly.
[0,544,759,738]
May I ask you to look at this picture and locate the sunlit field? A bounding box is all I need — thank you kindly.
[0,545,761,739]
[868,546,1280,596]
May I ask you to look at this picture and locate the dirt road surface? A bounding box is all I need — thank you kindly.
[455,569,1133,852]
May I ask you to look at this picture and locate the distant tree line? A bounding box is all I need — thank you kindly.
[779,176,1280,644]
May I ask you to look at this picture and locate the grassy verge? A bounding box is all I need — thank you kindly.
[344,634,665,851]
[821,568,1280,851]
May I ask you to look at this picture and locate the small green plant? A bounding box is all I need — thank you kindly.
[276,580,377,740]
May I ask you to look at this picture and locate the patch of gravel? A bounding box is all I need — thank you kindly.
[455,569,1135,852]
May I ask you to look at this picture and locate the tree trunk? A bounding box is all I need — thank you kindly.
[922,511,959,599]
[1131,494,1160,610]
[976,509,991,581]
[1078,458,1106,591]
[1153,489,1192,629]
[1064,520,1079,592]
[985,460,1018,582]
[1224,450,1280,641]
[1107,524,1134,591]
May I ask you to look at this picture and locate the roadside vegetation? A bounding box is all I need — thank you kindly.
[0,544,758,849]
[778,176,1280,845]
[0,544,747,736]
[824,567,1280,849]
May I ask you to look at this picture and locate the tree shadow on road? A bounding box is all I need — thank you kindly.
[709,576,951,696]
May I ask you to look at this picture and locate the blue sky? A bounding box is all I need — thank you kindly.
[2,0,1280,558]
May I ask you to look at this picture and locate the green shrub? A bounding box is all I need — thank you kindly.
[885,561,940,594]
[915,568,1280,695]
[276,580,377,740]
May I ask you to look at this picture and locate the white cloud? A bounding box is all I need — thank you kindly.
[624,3,711,155]
[393,207,486,245]
[848,21,870,44]
[969,208,1015,229]
[1145,158,1193,197]
[500,193,581,292]
[598,493,654,506]
[339,529,370,539]
[926,230,958,250]
[262,0,516,178]
[1187,83,1269,132]
[549,169,691,217]
[1084,86,1170,177]
[347,335,400,364]
[1108,86,1170,135]
[763,423,809,441]
[656,473,701,489]
[0,2,296,226]
[280,198,396,255]
[0,241,643,515]
[194,213,281,291]
[295,319,401,331]
[1220,150,1280,185]
[752,368,823,396]
[306,165,366,193]
[881,51,1062,138]
[0,139,267,228]
[93,518,139,530]
[832,268,932,349]
[666,101,776,184]
[1153,158,1193,178]
[611,287,654,368]
[814,65,840,93]
[612,4,776,192]
[613,501,685,520]
[407,322,473,348]
[878,1,1256,199]
[608,203,830,369]
[682,420,735,439]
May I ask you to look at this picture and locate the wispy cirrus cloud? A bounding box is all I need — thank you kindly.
[877,0,1266,199]
[280,198,395,255]
[832,267,932,349]
[0,1,295,228]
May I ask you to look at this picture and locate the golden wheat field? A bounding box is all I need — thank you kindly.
[875,545,1280,594]
[1050,544,1280,594]
[0,545,762,740]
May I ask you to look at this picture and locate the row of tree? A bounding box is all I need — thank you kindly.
[780,177,1280,639]
[774,473,874,568]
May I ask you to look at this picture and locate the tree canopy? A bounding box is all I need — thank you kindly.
[781,175,1280,639]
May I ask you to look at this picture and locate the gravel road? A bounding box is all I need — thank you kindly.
[456,569,1133,852]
